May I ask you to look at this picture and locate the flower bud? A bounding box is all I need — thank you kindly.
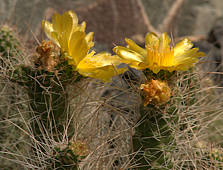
[140,79,171,106]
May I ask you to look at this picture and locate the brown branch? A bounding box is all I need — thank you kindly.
[158,0,185,33]
[136,0,160,35]
[77,0,107,12]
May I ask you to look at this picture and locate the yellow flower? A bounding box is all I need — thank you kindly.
[42,11,126,82]
[113,32,205,74]
[42,11,90,52]
[77,52,126,82]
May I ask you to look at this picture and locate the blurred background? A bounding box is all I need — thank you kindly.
[0,0,222,48]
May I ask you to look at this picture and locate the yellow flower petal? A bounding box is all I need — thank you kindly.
[113,46,146,70]
[174,38,193,57]
[68,31,89,66]
[41,20,60,46]
[145,32,159,47]
[158,32,171,52]
[78,21,86,32]
[125,38,147,56]
[72,21,87,32]
[52,11,77,36]
[113,46,144,63]
[77,52,122,69]
[77,52,127,82]
[78,66,127,82]
[67,11,78,26]
[85,32,94,49]
[174,48,205,70]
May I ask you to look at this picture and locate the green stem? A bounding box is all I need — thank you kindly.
[133,104,175,169]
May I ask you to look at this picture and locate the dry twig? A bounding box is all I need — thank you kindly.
[158,0,185,33]
[136,0,160,35]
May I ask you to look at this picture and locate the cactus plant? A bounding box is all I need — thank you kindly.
[0,25,30,169]
[132,69,200,169]
[0,25,24,66]
[1,10,223,170]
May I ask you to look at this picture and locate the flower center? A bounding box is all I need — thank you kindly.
[146,44,174,73]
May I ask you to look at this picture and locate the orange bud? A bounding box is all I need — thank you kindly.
[140,79,171,106]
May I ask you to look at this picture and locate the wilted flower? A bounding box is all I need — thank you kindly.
[42,11,126,82]
[140,79,171,106]
[113,32,205,74]
[35,40,59,71]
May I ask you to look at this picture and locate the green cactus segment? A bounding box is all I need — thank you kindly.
[194,141,223,169]
[9,63,83,168]
[51,147,79,170]
[12,62,81,140]
[0,31,84,168]
[133,69,201,169]
[0,25,23,65]
[48,141,88,169]
[133,105,175,170]
[143,69,176,81]
[0,25,28,169]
